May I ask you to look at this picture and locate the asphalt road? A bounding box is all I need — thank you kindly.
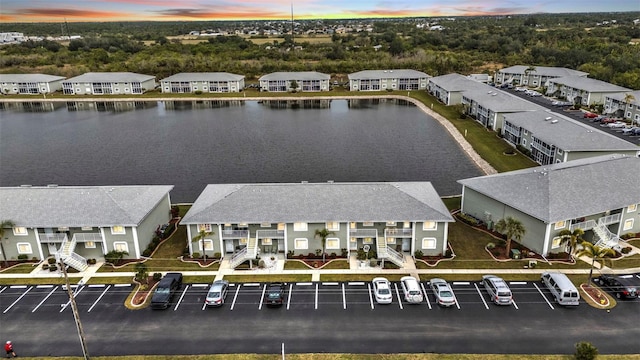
[1,279,639,357]
[502,88,640,146]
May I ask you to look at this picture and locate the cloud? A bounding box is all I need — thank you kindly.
[156,8,283,19]
[15,8,130,19]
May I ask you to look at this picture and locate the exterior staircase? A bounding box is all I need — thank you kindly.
[376,239,404,268]
[229,237,259,269]
[56,237,88,272]
[592,220,622,252]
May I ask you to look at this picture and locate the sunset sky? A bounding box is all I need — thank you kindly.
[1,0,638,23]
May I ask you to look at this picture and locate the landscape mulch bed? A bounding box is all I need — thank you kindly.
[132,276,160,306]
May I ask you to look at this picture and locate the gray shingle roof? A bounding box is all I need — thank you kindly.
[259,72,330,81]
[549,76,630,93]
[0,185,173,227]
[181,182,453,224]
[503,110,639,151]
[606,90,640,105]
[464,88,541,112]
[499,65,588,78]
[428,73,484,92]
[161,72,244,82]
[348,69,430,80]
[0,74,65,83]
[63,72,155,83]
[458,155,640,222]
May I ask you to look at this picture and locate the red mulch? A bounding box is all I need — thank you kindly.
[132,276,160,305]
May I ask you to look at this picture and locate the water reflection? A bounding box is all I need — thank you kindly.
[347,98,415,108]
[163,100,245,110]
[0,101,65,112]
[65,101,157,112]
[258,99,332,109]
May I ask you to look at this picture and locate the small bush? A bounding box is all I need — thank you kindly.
[192,252,200,259]
[194,90,203,95]
[356,249,367,261]
[153,272,162,281]
[87,258,97,265]
[315,249,322,256]
[258,259,265,268]
[386,88,393,92]
[621,247,631,254]
[49,264,58,272]
[367,249,377,259]
[142,249,152,257]
[414,250,424,258]
[457,213,481,226]
[370,259,377,267]
[287,250,294,259]
[42,263,49,270]
[486,242,496,249]
[17,254,28,260]
[329,252,337,258]
[445,249,452,257]
[574,341,598,360]
[47,257,57,265]
[213,252,221,259]
[341,248,348,257]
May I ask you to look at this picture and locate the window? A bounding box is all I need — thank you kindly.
[386,221,396,226]
[325,238,340,250]
[81,226,93,231]
[198,224,212,232]
[628,204,638,213]
[350,222,357,229]
[623,219,634,231]
[58,227,69,231]
[239,238,248,245]
[277,223,285,230]
[551,236,562,249]
[111,226,126,235]
[113,242,129,252]
[199,239,214,251]
[363,237,373,244]
[294,238,308,250]
[17,243,32,254]
[326,222,340,231]
[386,237,396,244]
[13,227,28,236]
[363,222,374,227]
[423,221,437,231]
[554,221,566,230]
[522,139,527,146]
[422,238,437,249]
[403,222,411,228]
[84,241,96,249]
[262,238,272,245]
[293,222,308,231]
[261,222,271,228]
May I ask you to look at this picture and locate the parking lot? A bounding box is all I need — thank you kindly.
[5,278,637,315]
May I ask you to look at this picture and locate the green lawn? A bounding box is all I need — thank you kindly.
[320,274,410,282]
[12,354,640,360]
[223,274,312,283]
[0,262,38,274]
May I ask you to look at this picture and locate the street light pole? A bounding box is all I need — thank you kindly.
[61,263,90,360]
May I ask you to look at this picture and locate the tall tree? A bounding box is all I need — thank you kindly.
[0,220,16,268]
[314,228,334,263]
[192,228,215,262]
[576,241,616,284]
[494,216,526,256]
[558,228,585,255]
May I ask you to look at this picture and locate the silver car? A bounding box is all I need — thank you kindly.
[371,277,392,304]
[482,275,512,306]
[400,276,424,304]
[205,280,229,307]
[429,278,456,307]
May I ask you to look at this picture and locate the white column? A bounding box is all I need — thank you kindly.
[100,227,108,254]
[132,227,141,259]
[218,224,223,259]
[187,225,193,255]
[542,223,552,256]
[411,222,416,256]
[442,222,449,254]
[34,228,44,260]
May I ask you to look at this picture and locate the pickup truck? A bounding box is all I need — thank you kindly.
[150,272,183,309]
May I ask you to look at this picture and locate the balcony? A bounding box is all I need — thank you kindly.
[39,233,67,243]
[349,229,377,238]
[256,230,285,239]
[72,233,102,242]
[384,228,412,238]
[222,229,249,239]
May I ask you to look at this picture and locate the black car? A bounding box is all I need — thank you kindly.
[151,272,183,309]
[264,282,286,307]
[595,274,639,299]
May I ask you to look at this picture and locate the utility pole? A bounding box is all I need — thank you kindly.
[61,264,90,360]
[290,2,294,46]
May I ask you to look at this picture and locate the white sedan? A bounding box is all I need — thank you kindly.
[429,278,456,307]
[371,277,393,304]
[607,121,627,128]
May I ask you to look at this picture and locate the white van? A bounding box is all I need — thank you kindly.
[541,271,580,306]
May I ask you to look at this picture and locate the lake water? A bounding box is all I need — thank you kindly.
[0,99,484,203]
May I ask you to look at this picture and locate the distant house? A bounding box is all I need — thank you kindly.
[259,71,330,92]
[0,32,25,43]
[459,154,640,256]
[181,182,454,269]
[467,74,491,84]
[160,72,245,93]
[427,73,485,105]
[61,72,156,95]
[546,76,630,106]
[461,87,538,132]
[604,90,640,124]
[0,185,174,271]
[495,66,588,88]
[0,74,65,95]
[348,69,430,92]
[502,110,639,165]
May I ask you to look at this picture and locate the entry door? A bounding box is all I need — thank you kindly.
[48,243,59,255]
[402,238,411,252]
[277,239,284,253]
[225,240,234,253]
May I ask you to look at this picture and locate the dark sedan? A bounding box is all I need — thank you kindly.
[264,282,286,307]
[595,274,639,299]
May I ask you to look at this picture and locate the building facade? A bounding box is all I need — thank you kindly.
[181,182,454,269]
[259,72,330,92]
[604,90,640,125]
[546,76,630,106]
[0,74,65,95]
[61,72,156,95]
[495,66,588,88]
[347,69,430,92]
[160,72,245,93]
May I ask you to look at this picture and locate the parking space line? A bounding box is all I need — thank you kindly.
[230,285,241,311]
[342,283,347,310]
[297,282,312,286]
[511,298,519,310]
[420,283,432,309]
[3,286,33,313]
[60,285,85,313]
[201,302,207,311]
[348,282,365,286]
[36,285,54,289]
[88,285,111,313]
[394,283,403,310]
[32,286,58,313]
[10,285,27,289]
[244,283,260,287]
[474,283,489,309]
[322,282,339,286]
[367,283,374,310]
[258,284,267,310]
[286,283,293,310]
[533,283,555,310]
[510,282,527,285]
[0,287,6,295]
[315,283,318,310]
[191,284,208,288]
[173,285,189,311]
[88,284,105,288]
[114,284,131,287]
[453,282,470,285]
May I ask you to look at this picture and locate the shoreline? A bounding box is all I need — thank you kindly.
[0,94,497,176]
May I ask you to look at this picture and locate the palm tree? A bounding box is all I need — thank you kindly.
[493,216,526,256]
[314,228,334,263]
[134,262,149,285]
[0,220,16,268]
[192,228,215,263]
[623,93,636,125]
[576,241,616,284]
[558,228,585,255]
[524,66,536,85]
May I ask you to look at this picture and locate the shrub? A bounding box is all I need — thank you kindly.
[17,254,28,260]
[516,145,531,157]
[105,250,128,266]
[49,264,58,272]
[386,88,393,92]
[287,250,294,259]
[194,90,203,95]
[445,249,452,258]
[356,249,367,261]
[142,249,152,257]
[457,213,481,226]
[192,252,200,259]
[170,205,180,218]
[370,259,377,267]
[341,248,348,257]
[414,250,424,258]
[87,258,97,265]
[47,257,57,265]
[315,249,322,256]
[153,272,162,281]
[574,341,598,360]
[42,263,49,270]
[258,259,265,268]
[621,247,631,254]
[367,249,377,259]
[329,252,337,258]
[486,242,496,249]
[213,252,221,259]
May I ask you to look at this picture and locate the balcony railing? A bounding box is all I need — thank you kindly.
[384,228,412,238]
[349,229,377,238]
[256,230,285,239]
[72,233,102,242]
[39,233,68,243]
[222,229,249,239]
[570,213,621,232]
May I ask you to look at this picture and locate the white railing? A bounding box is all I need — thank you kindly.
[256,230,284,239]
[39,233,67,243]
[384,228,412,238]
[349,229,378,238]
[593,220,622,251]
[229,247,248,268]
[222,229,249,239]
[56,237,88,271]
[599,214,621,226]
[72,232,103,242]
[384,245,405,267]
[570,220,596,232]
